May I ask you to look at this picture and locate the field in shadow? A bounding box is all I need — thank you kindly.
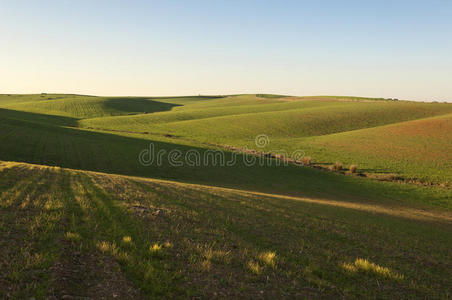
[102,97,181,114]
[0,108,79,127]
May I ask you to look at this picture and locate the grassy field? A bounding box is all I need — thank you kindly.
[76,94,452,184]
[0,94,183,118]
[0,93,451,298]
[1,105,451,210]
[287,113,452,185]
[1,161,451,298]
[81,97,451,140]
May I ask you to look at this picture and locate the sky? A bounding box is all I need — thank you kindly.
[1,0,451,101]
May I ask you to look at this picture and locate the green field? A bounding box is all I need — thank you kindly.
[1,161,451,298]
[0,93,451,298]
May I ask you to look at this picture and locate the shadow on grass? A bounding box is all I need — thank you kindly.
[102,98,181,114]
[0,108,79,127]
[0,109,449,209]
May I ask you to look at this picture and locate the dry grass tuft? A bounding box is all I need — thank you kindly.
[149,241,173,257]
[150,243,163,254]
[97,240,131,261]
[201,246,231,264]
[247,260,262,274]
[25,253,44,268]
[200,259,212,271]
[122,236,132,244]
[258,251,277,268]
[116,251,131,262]
[97,241,119,255]
[342,258,404,280]
[65,232,81,242]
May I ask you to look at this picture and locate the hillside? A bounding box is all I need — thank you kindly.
[0,93,451,298]
[1,103,451,210]
[294,113,452,184]
[0,94,181,118]
[75,94,452,185]
[1,161,451,298]
[81,96,452,140]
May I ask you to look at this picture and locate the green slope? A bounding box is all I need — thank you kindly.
[293,113,452,184]
[1,93,452,298]
[1,161,451,298]
[79,98,344,130]
[145,101,452,141]
[2,96,179,118]
[81,97,452,141]
[0,107,450,210]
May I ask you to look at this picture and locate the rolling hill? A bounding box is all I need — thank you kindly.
[0,93,451,298]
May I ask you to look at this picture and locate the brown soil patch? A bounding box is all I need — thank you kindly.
[47,240,144,299]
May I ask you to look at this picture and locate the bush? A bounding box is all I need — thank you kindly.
[329,162,343,172]
[349,164,357,173]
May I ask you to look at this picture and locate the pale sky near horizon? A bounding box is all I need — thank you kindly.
[1,0,451,101]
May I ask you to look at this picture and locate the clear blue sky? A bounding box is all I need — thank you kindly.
[1,0,451,101]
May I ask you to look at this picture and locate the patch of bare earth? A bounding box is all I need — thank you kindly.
[47,240,144,299]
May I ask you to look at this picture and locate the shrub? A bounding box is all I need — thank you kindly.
[349,164,357,173]
[302,156,312,166]
[329,162,343,172]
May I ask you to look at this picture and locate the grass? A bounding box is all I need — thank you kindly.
[3,94,451,186]
[342,258,404,281]
[79,97,341,130]
[1,107,451,211]
[82,99,452,141]
[2,96,181,118]
[257,251,277,268]
[2,94,452,187]
[247,261,262,275]
[291,113,452,184]
[0,93,451,298]
[0,161,450,298]
[73,94,452,184]
[65,232,81,242]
